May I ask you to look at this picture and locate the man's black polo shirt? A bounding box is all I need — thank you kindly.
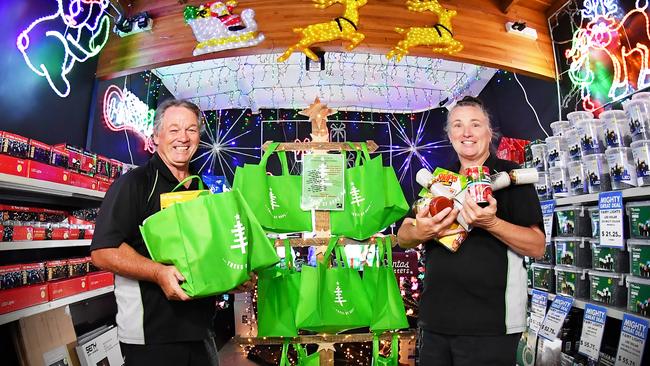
[91,153,215,344]
[418,154,543,335]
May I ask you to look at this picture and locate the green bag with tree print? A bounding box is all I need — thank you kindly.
[232,142,312,233]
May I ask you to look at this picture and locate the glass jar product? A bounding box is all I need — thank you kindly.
[631,139,650,186]
[567,160,587,196]
[545,136,568,168]
[623,99,650,141]
[535,172,552,200]
[567,111,595,127]
[605,147,638,190]
[563,128,582,161]
[600,110,632,148]
[550,120,571,136]
[583,153,612,193]
[549,166,569,198]
[575,119,605,155]
[530,143,548,172]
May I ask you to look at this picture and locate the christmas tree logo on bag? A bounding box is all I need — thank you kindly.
[221,214,247,271]
[334,281,355,316]
[265,187,288,220]
[269,188,279,210]
[349,182,372,217]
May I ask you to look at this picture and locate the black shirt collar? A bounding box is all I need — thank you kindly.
[449,153,498,174]
[149,152,199,189]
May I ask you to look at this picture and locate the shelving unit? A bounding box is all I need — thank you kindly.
[0,239,91,251]
[0,286,114,326]
[554,186,650,206]
[0,173,104,200]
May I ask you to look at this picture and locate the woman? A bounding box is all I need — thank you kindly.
[397,96,545,366]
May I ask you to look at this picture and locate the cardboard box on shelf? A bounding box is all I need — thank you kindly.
[0,154,28,177]
[22,262,46,286]
[95,175,113,192]
[48,276,87,301]
[95,155,111,178]
[87,272,113,291]
[0,283,49,314]
[0,264,23,290]
[75,326,122,366]
[1,131,30,158]
[69,172,97,190]
[53,144,83,173]
[1,224,35,241]
[28,139,52,164]
[28,160,70,185]
[13,307,79,366]
[46,260,68,282]
[50,145,69,169]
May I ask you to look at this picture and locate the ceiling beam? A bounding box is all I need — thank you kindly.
[546,0,571,18]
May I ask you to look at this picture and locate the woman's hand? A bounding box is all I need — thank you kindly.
[413,205,462,241]
[461,192,499,229]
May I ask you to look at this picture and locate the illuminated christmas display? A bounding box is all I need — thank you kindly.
[103,85,156,153]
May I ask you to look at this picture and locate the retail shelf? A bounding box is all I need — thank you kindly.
[527,288,650,321]
[269,234,398,247]
[0,239,91,251]
[234,330,417,345]
[0,173,104,200]
[0,286,114,326]
[554,186,650,206]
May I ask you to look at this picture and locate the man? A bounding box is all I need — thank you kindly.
[91,99,249,365]
[398,96,544,366]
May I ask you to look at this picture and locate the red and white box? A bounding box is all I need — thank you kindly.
[28,160,70,184]
[96,155,112,178]
[22,262,46,285]
[95,175,113,192]
[1,132,30,158]
[82,150,97,175]
[50,145,69,169]
[87,271,114,290]
[69,172,97,190]
[0,284,49,314]
[53,144,83,172]
[1,224,34,241]
[48,276,87,300]
[46,259,68,281]
[31,226,47,241]
[0,154,28,177]
[109,158,123,179]
[28,139,52,164]
[0,264,23,290]
[68,257,89,277]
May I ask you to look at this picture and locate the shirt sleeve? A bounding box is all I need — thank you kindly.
[503,183,544,232]
[90,173,143,251]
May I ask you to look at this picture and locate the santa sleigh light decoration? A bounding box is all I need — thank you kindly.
[184,1,265,56]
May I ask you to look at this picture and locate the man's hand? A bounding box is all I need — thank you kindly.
[231,273,258,293]
[461,193,499,229]
[154,264,190,301]
[413,205,461,241]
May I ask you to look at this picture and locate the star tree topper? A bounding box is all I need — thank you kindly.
[299,97,336,142]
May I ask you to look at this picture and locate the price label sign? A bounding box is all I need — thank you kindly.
[578,303,607,360]
[538,295,574,341]
[530,290,548,335]
[615,314,648,366]
[599,191,624,248]
[540,200,555,243]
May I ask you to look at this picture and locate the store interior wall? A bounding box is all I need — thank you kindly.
[0,0,99,148]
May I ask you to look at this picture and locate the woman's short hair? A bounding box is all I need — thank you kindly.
[445,96,500,148]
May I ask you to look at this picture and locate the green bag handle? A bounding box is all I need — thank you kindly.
[347,142,371,167]
[373,237,385,268]
[384,236,394,269]
[335,245,349,268]
[292,343,308,359]
[372,333,399,364]
[171,175,206,192]
[260,142,291,176]
[284,238,294,269]
[279,340,290,366]
[322,236,340,266]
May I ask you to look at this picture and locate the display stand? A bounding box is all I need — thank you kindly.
[253,101,402,365]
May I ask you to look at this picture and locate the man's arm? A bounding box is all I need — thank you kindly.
[91,243,190,301]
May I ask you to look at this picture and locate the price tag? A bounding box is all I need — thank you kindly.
[599,191,624,248]
[614,314,648,366]
[540,200,555,243]
[530,289,548,334]
[538,295,574,341]
[578,303,607,360]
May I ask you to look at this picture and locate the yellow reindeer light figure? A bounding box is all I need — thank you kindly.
[277,0,367,62]
[387,0,464,62]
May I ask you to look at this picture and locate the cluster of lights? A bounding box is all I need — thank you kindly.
[16,0,111,97]
[103,85,156,153]
[564,0,650,111]
[387,0,463,61]
[184,2,264,56]
[277,0,368,62]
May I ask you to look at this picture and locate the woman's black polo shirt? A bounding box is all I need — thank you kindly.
[418,154,543,335]
[91,153,215,345]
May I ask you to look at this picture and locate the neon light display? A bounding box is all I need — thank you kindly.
[16,0,111,97]
[103,85,156,153]
[565,0,650,112]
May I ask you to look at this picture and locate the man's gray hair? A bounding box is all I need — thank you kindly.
[153,99,203,135]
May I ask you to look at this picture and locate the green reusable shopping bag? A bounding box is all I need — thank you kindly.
[140,188,279,297]
[380,165,409,230]
[232,142,312,233]
[373,333,400,366]
[279,342,320,366]
[295,237,372,333]
[364,237,409,332]
[257,239,301,337]
[330,143,388,240]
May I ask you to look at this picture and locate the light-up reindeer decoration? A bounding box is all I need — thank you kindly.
[387,0,463,62]
[277,0,368,62]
